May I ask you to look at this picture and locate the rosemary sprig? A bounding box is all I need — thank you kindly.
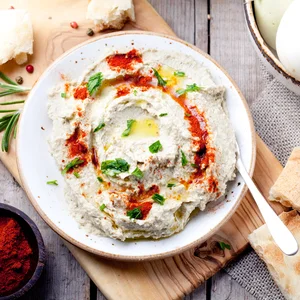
[0,72,18,85]
[1,111,20,152]
[0,100,25,105]
[0,73,31,152]
[0,82,30,97]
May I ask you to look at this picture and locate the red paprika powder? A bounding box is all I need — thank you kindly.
[0,216,33,296]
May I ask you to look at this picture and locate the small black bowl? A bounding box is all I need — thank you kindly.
[0,203,46,300]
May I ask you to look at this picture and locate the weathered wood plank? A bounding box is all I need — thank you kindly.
[211,270,256,300]
[148,0,195,45]
[210,0,263,105]
[195,0,209,51]
[184,283,207,300]
[0,162,91,300]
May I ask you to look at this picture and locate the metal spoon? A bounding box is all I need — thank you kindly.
[236,142,298,256]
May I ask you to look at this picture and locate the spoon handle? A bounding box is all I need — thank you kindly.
[236,158,298,256]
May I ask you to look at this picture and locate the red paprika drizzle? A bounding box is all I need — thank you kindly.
[73,86,88,100]
[116,85,131,98]
[126,184,159,219]
[65,127,88,172]
[106,49,143,72]
[65,127,88,158]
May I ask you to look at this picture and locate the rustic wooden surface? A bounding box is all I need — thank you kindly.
[0,0,271,299]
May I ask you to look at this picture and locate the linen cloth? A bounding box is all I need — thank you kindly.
[225,68,300,299]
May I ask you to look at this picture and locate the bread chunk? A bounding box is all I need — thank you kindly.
[269,147,300,210]
[0,9,33,65]
[249,210,300,300]
[86,0,135,31]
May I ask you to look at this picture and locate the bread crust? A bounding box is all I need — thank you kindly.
[249,210,300,300]
[269,147,300,211]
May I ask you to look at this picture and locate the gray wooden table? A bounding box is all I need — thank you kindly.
[0,0,263,299]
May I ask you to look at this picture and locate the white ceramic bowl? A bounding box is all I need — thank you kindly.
[244,1,300,95]
[17,31,256,261]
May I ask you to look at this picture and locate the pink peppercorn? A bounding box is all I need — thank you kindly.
[70,22,78,29]
[26,65,34,73]
[9,6,14,9]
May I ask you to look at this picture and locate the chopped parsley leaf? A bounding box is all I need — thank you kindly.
[47,180,58,186]
[167,183,176,188]
[133,90,137,96]
[62,158,84,175]
[127,207,142,219]
[97,176,104,183]
[149,140,163,153]
[87,72,103,95]
[61,92,66,98]
[176,83,201,96]
[191,163,199,168]
[218,241,231,250]
[101,158,130,177]
[132,167,144,179]
[99,204,106,211]
[94,122,105,133]
[181,150,188,166]
[174,71,185,77]
[122,119,136,137]
[74,172,80,178]
[159,113,168,117]
[152,193,165,205]
[152,68,167,87]
[185,113,191,117]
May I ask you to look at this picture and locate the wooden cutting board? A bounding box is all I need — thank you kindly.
[0,0,286,299]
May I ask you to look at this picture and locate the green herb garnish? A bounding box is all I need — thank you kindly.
[152,193,165,205]
[0,72,30,97]
[99,204,106,211]
[149,140,163,153]
[218,241,231,250]
[181,150,188,166]
[132,167,144,179]
[74,172,80,178]
[62,157,84,175]
[127,207,142,219]
[97,176,104,183]
[167,183,176,188]
[1,111,20,152]
[191,163,199,168]
[87,72,103,95]
[185,113,191,117]
[159,113,168,117]
[122,119,136,137]
[47,180,58,186]
[101,158,130,177]
[0,72,31,152]
[0,100,25,106]
[94,122,105,133]
[176,83,201,96]
[174,71,185,77]
[133,90,137,96]
[152,68,167,87]
[61,92,66,98]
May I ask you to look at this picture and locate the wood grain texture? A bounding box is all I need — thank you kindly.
[210,0,263,105]
[149,0,195,45]
[195,0,209,52]
[0,0,284,299]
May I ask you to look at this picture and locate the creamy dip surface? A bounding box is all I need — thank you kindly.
[48,48,237,241]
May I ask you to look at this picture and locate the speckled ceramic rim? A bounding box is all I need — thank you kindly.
[244,0,300,86]
[17,31,256,261]
[0,203,46,299]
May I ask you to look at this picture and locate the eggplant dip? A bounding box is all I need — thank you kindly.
[48,48,237,241]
